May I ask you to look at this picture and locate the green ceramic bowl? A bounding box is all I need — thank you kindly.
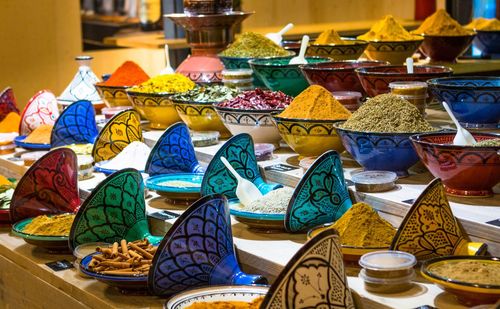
[249,57,331,96]
[12,216,71,251]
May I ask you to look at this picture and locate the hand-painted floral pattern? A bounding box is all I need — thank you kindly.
[19,90,59,136]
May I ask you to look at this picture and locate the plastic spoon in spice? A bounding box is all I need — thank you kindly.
[265,23,294,45]
[160,44,175,75]
[220,156,263,206]
[442,101,477,146]
[289,35,309,65]
[406,57,414,74]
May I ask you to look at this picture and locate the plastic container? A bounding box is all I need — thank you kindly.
[222,69,253,81]
[299,157,316,172]
[191,131,220,147]
[254,143,274,161]
[0,143,15,155]
[73,242,110,277]
[332,91,363,112]
[352,171,398,193]
[359,250,417,293]
[21,151,49,167]
[389,81,428,115]
[77,155,94,180]
[223,78,254,90]
[101,106,131,120]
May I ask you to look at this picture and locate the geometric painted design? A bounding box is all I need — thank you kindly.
[200,134,281,199]
[285,151,352,233]
[261,228,355,309]
[148,194,267,297]
[0,87,20,121]
[91,109,142,163]
[69,168,161,251]
[19,90,59,136]
[390,178,476,261]
[50,100,98,147]
[307,40,367,61]
[9,148,80,223]
[145,122,204,176]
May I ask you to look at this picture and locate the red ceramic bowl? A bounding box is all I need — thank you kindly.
[419,34,476,63]
[299,60,389,95]
[410,132,500,197]
[355,65,453,97]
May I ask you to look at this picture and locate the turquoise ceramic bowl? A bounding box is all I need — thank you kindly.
[12,216,70,251]
[146,173,203,203]
[228,199,285,230]
[249,57,331,96]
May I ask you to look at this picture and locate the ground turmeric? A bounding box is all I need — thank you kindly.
[413,9,472,36]
[358,15,418,41]
[314,29,345,44]
[0,112,20,133]
[277,85,351,120]
[23,213,75,236]
[24,124,53,144]
[465,17,500,31]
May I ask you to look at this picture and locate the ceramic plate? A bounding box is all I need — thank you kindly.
[228,200,285,230]
[93,161,145,176]
[11,217,70,250]
[165,285,269,309]
[145,173,203,204]
[14,135,51,150]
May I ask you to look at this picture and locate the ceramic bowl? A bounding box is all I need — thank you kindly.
[474,30,500,55]
[363,38,424,64]
[12,217,70,251]
[145,173,203,205]
[356,65,453,97]
[335,123,429,177]
[95,84,133,107]
[421,256,500,306]
[410,132,500,197]
[300,60,389,95]
[306,38,368,60]
[281,40,301,54]
[126,90,181,129]
[249,57,331,96]
[214,106,283,146]
[273,116,345,158]
[229,199,285,231]
[418,34,476,62]
[172,100,231,138]
[427,77,500,129]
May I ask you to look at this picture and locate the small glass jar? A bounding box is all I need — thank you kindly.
[389,81,428,115]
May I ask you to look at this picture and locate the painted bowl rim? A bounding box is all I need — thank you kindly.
[333,121,439,136]
[309,38,369,47]
[145,173,204,193]
[421,255,500,291]
[95,83,134,90]
[417,32,476,38]
[248,56,332,67]
[427,76,500,90]
[363,36,424,43]
[299,60,389,71]
[409,131,500,149]
[125,89,178,97]
[214,104,286,114]
[355,65,453,76]
[272,115,347,124]
[171,99,221,106]
[217,50,295,60]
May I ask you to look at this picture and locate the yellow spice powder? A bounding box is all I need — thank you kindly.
[466,17,500,31]
[24,124,53,144]
[315,29,345,44]
[23,213,75,236]
[358,15,417,41]
[413,9,471,36]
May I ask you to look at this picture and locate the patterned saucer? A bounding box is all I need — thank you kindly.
[14,135,51,150]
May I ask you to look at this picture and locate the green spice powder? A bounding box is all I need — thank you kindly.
[220,32,290,58]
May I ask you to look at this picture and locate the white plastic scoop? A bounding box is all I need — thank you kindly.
[160,44,174,75]
[265,23,294,45]
[220,157,263,206]
[289,35,309,65]
[442,101,477,146]
[406,57,414,74]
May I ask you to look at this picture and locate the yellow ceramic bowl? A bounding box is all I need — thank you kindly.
[95,84,133,107]
[421,256,500,306]
[272,115,345,158]
[306,38,368,61]
[173,101,231,139]
[363,38,424,65]
[126,90,181,129]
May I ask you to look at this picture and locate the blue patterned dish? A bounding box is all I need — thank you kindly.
[50,100,98,147]
[428,77,500,129]
[146,173,203,204]
[14,135,51,150]
[228,199,285,230]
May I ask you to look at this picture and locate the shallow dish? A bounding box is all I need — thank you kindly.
[145,173,203,204]
[11,217,70,251]
[421,256,500,306]
[166,285,269,309]
[229,200,285,231]
[80,253,148,290]
[14,135,51,150]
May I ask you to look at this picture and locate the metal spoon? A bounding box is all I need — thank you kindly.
[265,23,294,45]
[220,156,263,206]
[160,44,174,75]
[442,101,477,146]
[289,35,309,65]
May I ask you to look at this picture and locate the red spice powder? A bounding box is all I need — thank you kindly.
[101,61,150,87]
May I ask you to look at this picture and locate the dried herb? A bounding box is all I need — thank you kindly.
[220,32,289,58]
[217,88,292,110]
[171,85,239,103]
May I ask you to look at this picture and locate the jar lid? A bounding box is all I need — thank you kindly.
[332,91,363,99]
[73,242,111,259]
[388,81,428,89]
[222,69,253,76]
[254,143,274,156]
[352,171,397,192]
[359,268,415,284]
[359,250,417,271]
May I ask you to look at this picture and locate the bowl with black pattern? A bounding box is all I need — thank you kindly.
[306,38,368,61]
[363,38,424,65]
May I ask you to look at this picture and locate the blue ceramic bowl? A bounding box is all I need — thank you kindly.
[145,173,203,204]
[428,77,500,129]
[248,57,331,96]
[228,199,285,230]
[335,123,432,177]
[474,30,500,55]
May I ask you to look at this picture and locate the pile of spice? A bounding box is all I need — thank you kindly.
[412,9,471,36]
[129,73,195,94]
[24,124,53,144]
[314,29,346,44]
[473,138,500,147]
[240,187,294,214]
[23,213,75,236]
[99,61,150,87]
[217,88,292,110]
[171,85,239,103]
[277,85,351,120]
[187,298,263,309]
[99,141,151,171]
[429,260,500,285]
[466,17,500,31]
[0,112,20,133]
[87,239,155,276]
[340,94,435,133]
[220,32,290,58]
[332,202,395,247]
[358,15,418,41]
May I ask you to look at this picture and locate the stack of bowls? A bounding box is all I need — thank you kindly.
[306,38,368,61]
